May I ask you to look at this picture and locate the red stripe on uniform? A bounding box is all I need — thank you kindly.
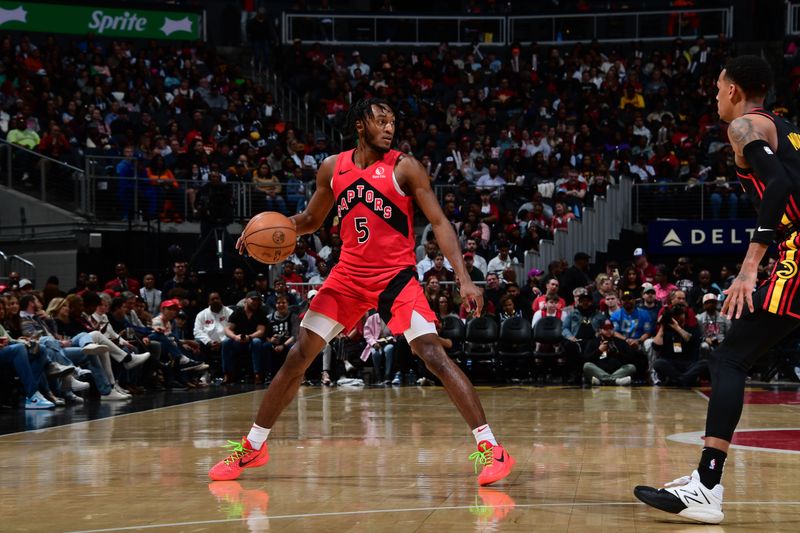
[789,196,800,220]
[747,110,775,122]
[737,171,765,197]
[786,274,800,316]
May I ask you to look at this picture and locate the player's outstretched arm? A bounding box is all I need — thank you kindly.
[290,155,337,236]
[398,156,483,315]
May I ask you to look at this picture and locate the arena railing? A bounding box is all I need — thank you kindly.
[788,2,800,35]
[283,13,507,47]
[82,154,315,223]
[631,181,755,224]
[0,138,88,213]
[254,71,345,152]
[282,8,732,46]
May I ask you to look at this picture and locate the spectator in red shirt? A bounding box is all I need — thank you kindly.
[550,202,576,232]
[633,248,658,284]
[104,263,140,293]
[532,278,566,314]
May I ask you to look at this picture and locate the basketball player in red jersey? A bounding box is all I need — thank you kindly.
[636,56,800,524]
[209,98,515,485]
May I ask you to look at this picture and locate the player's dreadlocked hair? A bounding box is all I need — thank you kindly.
[724,55,772,98]
[346,98,393,138]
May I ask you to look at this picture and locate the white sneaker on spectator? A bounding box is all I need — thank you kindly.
[101,388,131,401]
[76,368,93,378]
[416,377,433,386]
[113,383,133,397]
[25,391,55,409]
[81,343,107,356]
[123,352,150,370]
[591,376,601,386]
[65,391,84,404]
[50,395,66,407]
[615,376,632,386]
[68,375,91,392]
[47,362,76,377]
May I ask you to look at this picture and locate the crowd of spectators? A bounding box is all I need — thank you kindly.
[5,238,799,410]
[3,6,800,406]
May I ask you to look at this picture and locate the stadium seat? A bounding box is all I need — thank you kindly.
[531,316,565,382]
[497,316,532,382]
[439,314,466,361]
[463,316,499,380]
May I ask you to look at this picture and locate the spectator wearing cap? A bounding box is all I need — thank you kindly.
[311,136,330,168]
[633,248,658,284]
[222,291,269,384]
[441,155,463,184]
[651,304,707,387]
[348,51,370,78]
[638,282,662,326]
[687,269,720,313]
[18,278,33,294]
[563,291,606,350]
[464,238,488,276]
[696,293,730,357]
[266,278,300,309]
[252,273,274,310]
[611,291,654,352]
[463,252,485,283]
[193,292,233,372]
[559,252,591,300]
[487,243,518,277]
[582,319,637,386]
[523,130,551,159]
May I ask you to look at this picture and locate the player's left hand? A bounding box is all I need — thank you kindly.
[722,272,756,320]
[236,235,246,256]
[459,280,484,316]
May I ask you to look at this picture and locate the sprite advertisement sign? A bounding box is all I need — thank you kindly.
[0,1,202,40]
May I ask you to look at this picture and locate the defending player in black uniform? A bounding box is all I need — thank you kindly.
[634,55,800,524]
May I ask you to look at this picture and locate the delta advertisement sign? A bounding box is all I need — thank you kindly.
[648,220,757,255]
[0,2,201,40]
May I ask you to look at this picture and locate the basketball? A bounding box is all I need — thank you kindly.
[241,212,297,264]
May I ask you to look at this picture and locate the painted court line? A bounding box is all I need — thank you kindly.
[64,501,800,532]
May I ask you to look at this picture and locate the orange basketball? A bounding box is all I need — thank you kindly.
[241,212,297,265]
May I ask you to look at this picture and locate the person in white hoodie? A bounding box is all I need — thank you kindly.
[193,292,233,373]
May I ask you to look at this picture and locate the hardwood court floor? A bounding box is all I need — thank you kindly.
[1,385,800,532]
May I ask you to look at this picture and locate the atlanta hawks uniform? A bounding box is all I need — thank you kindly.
[737,108,800,318]
[301,149,437,341]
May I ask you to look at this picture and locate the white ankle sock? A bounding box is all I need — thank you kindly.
[472,424,498,446]
[247,423,270,450]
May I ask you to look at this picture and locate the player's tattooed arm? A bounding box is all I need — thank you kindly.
[727,117,764,150]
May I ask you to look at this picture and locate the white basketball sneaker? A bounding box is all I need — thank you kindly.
[634,470,724,524]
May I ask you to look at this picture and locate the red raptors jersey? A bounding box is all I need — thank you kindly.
[332,148,416,269]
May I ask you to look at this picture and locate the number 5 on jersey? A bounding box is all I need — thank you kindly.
[355,217,370,244]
